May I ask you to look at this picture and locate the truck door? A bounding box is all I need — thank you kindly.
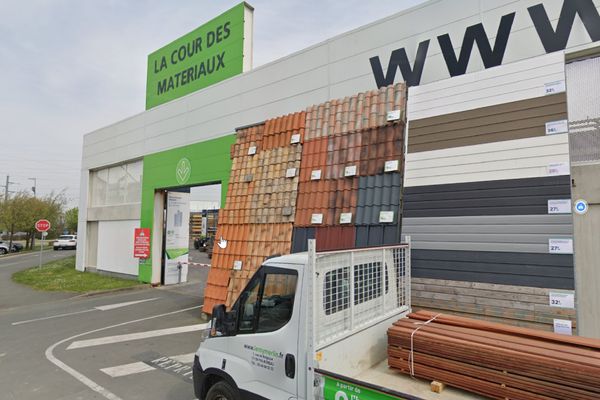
[227,265,300,399]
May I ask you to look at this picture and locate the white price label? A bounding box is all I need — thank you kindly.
[233,260,243,270]
[340,213,352,224]
[247,146,257,155]
[285,168,297,178]
[384,160,399,172]
[549,292,575,308]
[386,109,401,121]
[311,170,322,180]
[344,165,357,177]
[553,319,572,335]
[290,134,301,144]
[549,238,573,254]
[379,211,394,223]
[547,162,569,176]
[311,213,323,224]
[548,199,571,214]
[545,80,566,95]
[545,120,569,135]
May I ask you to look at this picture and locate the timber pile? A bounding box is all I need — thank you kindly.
[388,310,600,400]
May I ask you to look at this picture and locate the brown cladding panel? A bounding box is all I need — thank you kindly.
[408,94,567,153]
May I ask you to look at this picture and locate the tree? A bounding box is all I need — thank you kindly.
[64,207,78,233]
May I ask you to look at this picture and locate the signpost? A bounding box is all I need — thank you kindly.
[134,228,151,259]
[35,219,51,269]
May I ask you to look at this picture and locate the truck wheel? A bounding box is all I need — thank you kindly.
[206,381,239,400]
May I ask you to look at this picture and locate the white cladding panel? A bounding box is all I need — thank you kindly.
[82,0,600,170]
[404,134,570,187]
[96,220,139,276]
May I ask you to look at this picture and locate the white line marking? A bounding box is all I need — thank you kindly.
[94,297,158,311]
[170,353,195,364]
[12,309,96,326]
[100,362,155,378]
[67,323,208,350]
[45,305,202,400]
[12,297,159,326]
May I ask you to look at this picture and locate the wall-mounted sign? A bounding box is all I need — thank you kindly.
[384,160,399,172]
[547,162,569,176]
[386,110,401,121]
[574,199,589,215]
[285,168,297,178]
[549,292,575,309]
[248,145,257,155]
[544,80,566,96]
[233,260,243,270]
[146,3,254,109]
[547,199,571,214]
[290,134,301,144]
[344,165,357,177]
[379,211,394,223]
[553,319,572,335]
[545,120,568,135]
[134,228,151,259]
[549,238,573,254]
[311,170,322,180]
[340,213,352,224]
[311,213,323,224]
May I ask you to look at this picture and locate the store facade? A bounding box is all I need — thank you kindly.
[78,0,600,337]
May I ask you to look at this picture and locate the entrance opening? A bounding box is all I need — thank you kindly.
[159,183,221,290]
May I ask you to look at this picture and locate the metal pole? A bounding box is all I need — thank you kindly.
[39,232,43,269]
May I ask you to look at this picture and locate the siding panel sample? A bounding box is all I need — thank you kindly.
[404,134,570,187]
[408,94,567,153]
[355,225,400,248]
[412,249,574,290]
[315,226,355,251]
[291,227,315,253]
[404,176,571,217]
[355,172,403,225]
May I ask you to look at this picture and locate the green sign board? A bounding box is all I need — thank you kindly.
[146,2,251,109]
[323,376,409,400]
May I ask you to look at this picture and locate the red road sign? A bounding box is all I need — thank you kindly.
[134,228,151,258]
[35,219,51,232]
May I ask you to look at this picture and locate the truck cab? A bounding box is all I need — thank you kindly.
[193,241,411,400]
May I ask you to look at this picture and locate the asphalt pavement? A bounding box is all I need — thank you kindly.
[0,249,211,400]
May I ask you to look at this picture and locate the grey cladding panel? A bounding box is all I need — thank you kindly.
[355,225,400,248]
[412,249,574,289]
[355,172,403,225]
[291,227,315,253]
[408,94,567,153]
[404,176,571,217]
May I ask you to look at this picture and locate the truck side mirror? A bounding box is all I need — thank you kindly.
[210,304,236,337]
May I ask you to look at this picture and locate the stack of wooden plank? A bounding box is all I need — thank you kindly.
[388,310,600,400]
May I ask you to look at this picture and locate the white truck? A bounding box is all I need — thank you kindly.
[193,239,419,400]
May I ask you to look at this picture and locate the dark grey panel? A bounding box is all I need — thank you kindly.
[356,172,402,225]
[355,225,400,248]
[412,249,574,289]
[404,176,571,217]
[291,227,315,253]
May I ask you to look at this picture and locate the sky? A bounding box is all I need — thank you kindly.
[0,0,426,207]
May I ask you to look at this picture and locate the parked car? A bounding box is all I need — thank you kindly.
[0,241,23,252]
[53,235,77,250]
[0,243,9,255]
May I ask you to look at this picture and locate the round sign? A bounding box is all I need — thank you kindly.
[35,219,51,232]
[574,199,588,215]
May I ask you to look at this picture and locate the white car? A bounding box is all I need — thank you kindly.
[0,243,9,255]
[53,235,77,250]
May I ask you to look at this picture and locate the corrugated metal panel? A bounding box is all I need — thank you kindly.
[355,173,402,225]
[404,134,570,187]
[402,215,573,254]
[404,176,571,217]
[407,52,565,121]
[412,249,574,290]
[408,94,567,153]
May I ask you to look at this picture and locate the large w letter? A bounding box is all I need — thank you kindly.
[438,13,516,77]
[529,0,600,53]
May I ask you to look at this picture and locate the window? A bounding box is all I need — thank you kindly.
[89,160,143,207]
[324,263,388,315]
[236,268,298,334]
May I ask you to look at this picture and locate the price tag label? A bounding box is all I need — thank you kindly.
[340,213,352,224]
[549,292,575,308]
[545,120,568,135]
[384,160,399,172]
[548,199,571,214]
[547,162,569,176]
[285,168,297,178]
[311,170,322,180]
[233,260,243,270]
[311,213,323,224]
[344,165,357,177]
[549,238,573,254]
[247,146,257,155]
[379,211,394,223]
[545,80,566,95]
[386,109,401,121]
[553,319,572,335]
[290,134,301,144]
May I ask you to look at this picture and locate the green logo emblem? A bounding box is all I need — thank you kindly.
[176,158,191,185]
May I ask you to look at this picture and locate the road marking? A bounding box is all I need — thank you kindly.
[46,305,203,400]
[67,323,208,350]
[100,362,155,378]
[100,353,195,378]
[12,298,159,326]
